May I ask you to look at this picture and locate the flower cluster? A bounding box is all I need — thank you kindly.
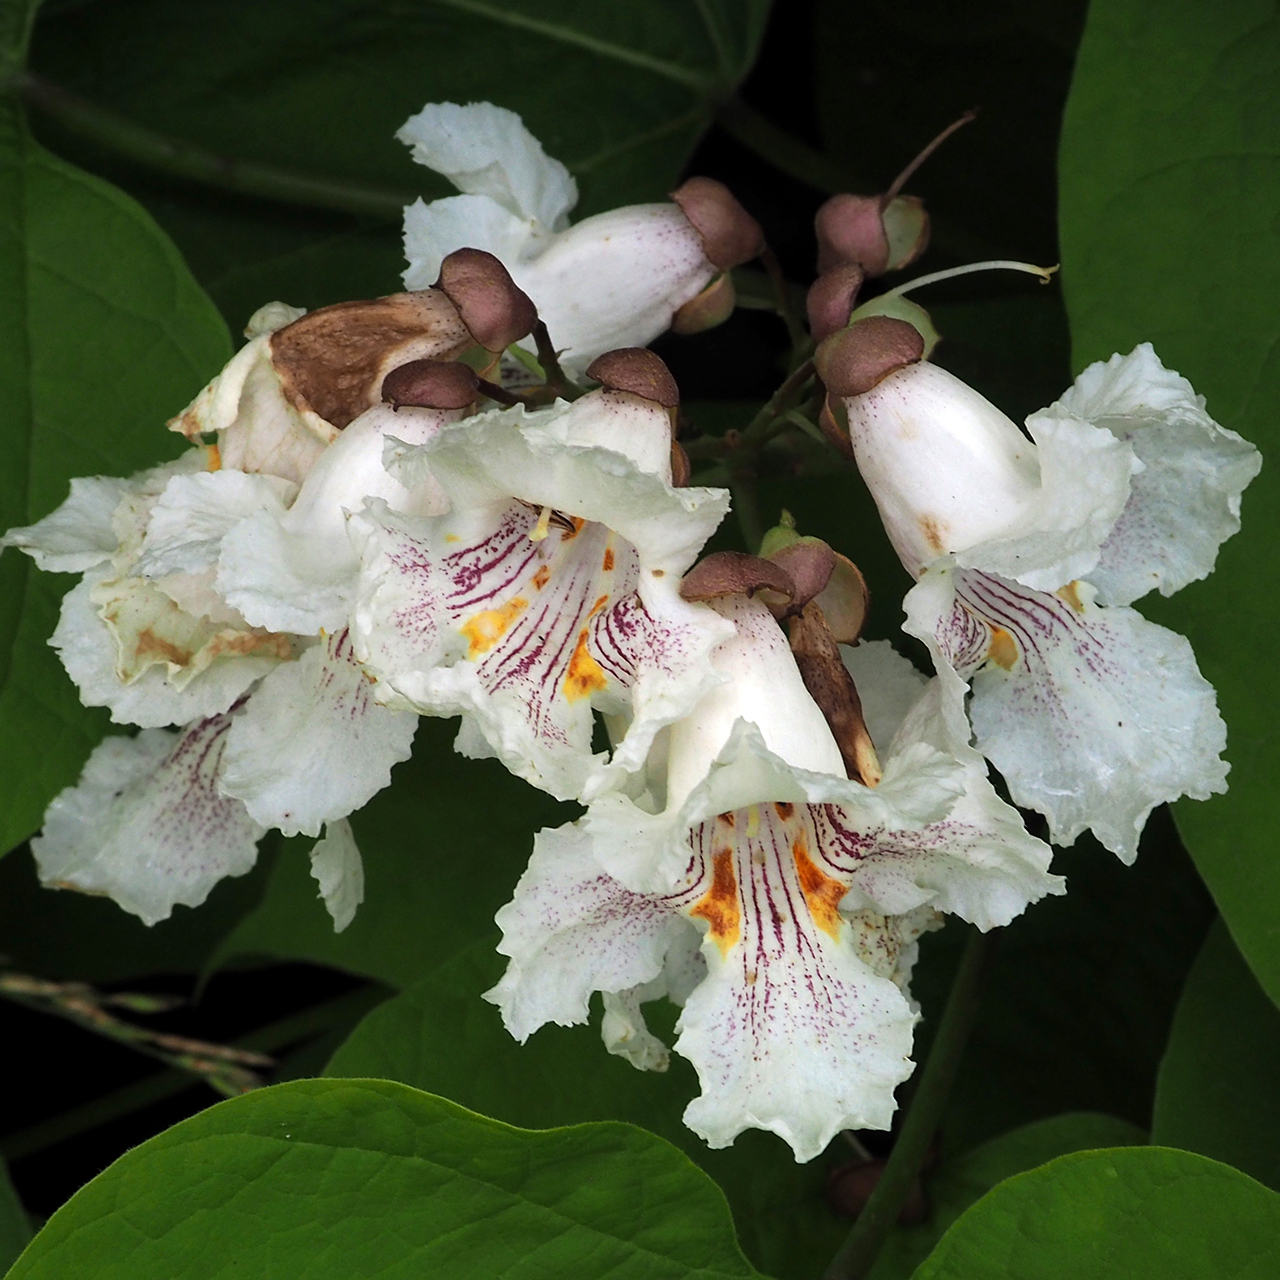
[3,102,1259,1161]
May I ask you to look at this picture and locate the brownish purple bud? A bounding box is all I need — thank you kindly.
[815,194,891,276]
[670,177,765,270]
[586,348,680,408]
[671,272,737,334]
[680,551,795,604]
[270,290,474,430]
[670,440,692,487]
[815,316,925,399]
[806,264,866,341]
[768,540,836,611]
[436,248,538,351]
[381,359,479,410]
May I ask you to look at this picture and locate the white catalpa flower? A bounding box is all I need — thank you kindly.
[30,704,367,928]
[351,351,734,802]
[486,590,1060,1161]
[398,101,764,374]
[821,320,1262,860]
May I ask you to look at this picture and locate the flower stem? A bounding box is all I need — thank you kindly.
[823,927,994,1280]
[18,73,415,219]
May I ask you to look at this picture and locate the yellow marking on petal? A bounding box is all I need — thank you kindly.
[589,594,608,618]
[460,597,528,658]
[987,626,1019,671]
[205,443,221,471]
[532,565,550,590]
[1057,581,1085,612]
[529,505,553,542]
[690,850,741,956]
[602,546,615,572]
[793,838,846,940]
[446,534,461,543]
[564,628,608,701]
[745,805,760,839]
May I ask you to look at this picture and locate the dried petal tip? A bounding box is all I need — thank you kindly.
[381,359,479,410]
[586,348,680,408]
[806,265,865,341]
[436,248,538,351]
[680,551,795,603]
[670,177,765,270]
[815,317,925,398]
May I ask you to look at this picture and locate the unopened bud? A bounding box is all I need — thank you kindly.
[436,248,538,351]
[381,359,479,410]
[680,551,795,604]
[815,194,890,277]
[767,539,836,612]
[671,272,737,334]
[806,264,865,341]
[670,177,765,270]
[815,317,925,399]
[586,348,680,409]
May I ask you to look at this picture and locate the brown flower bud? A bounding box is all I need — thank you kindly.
[586,348,680,409]
[671,272,737,334]
[436,248,538,351]
[767,539,836,612]
[670,177,765,270]
[815,193,891,277]
[381,359,480,410]
[806,264,866,341]
[680,551,795,604]
[815,316,925,399]
[270,290,474,430]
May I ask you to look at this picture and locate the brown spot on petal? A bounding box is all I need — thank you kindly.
[602,547,615,573]
[793,838,847,939]
[717,811,736,828]
[532,566,550,590]
[134,628,193,667]
[774,802,794,820]
[987,626,1019,671]
[690,849,742,955]
[919,514,946,555]
[460,597,528,658]
[564,629,608,702]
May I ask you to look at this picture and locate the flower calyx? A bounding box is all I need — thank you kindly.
[381,359,481,411]
[669,177,766,271]
[679,550,795,607]
[806,264,866,342]
[815,316,926,398]
[585,348,680,409]
[435,247,539,353]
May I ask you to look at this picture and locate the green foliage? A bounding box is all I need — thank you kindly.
[0,97,230,856]
[6,1078,763,1280]
[1059,0,1280,1001]
[213,718,572,989]
[913,1146,1280,1279]
[325,938,835,1280]
[27,0,769,328]
[0,1159,32,1274]
[1153,919,1280,1190]
[869,1113,1145,1280]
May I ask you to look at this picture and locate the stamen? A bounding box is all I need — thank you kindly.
[884,260,1059,299]
[529,505,553,542]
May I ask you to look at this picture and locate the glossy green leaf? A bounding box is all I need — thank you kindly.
[1059,0,1280,999]
[0,1158,32,1274]
[1152,918,1280,1190]
[6,1078,762,1280]
[212,718,572,989]
[913,1146,1280,1279]
[868,1113,1144,1280]
[0,98,230,856]
[325,938,837,1280]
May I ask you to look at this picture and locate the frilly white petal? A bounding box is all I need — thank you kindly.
[1056,344,1262,606]
[485,820,690,1041]
[217,404,452,635]
[309,818,365,932]
[135,471,295,578]
[912,564,1229,861]
[840,638,928,753]
[2,476,130,572]
[30,718,265,925]
[402,193,536,292]
[602,929,705,1072]
[397,101,578,230]
[53,571,283,728]
[506,205,715,375]
[219,630,416,837]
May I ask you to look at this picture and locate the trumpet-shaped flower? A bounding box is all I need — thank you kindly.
[399,102,763,373]
[823,323,1262,859]
[487,593,1060,1161]
[351,372,733,801]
